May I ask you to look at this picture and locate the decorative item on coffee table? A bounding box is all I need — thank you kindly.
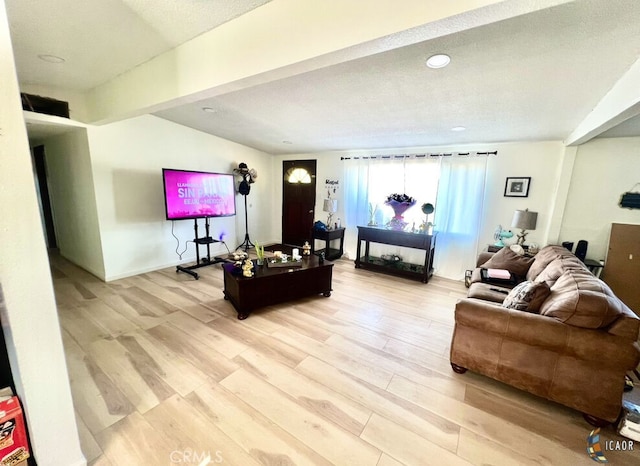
[385,193,416,231]
[254,241,265,265]
[267,252,303,268]
[241,259,254,277]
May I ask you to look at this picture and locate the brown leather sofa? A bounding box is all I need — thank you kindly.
[450,245,640,425]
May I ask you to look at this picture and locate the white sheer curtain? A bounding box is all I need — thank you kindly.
[433,156,487,279]
[343,154,487,280]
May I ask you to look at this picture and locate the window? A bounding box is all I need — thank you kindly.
[285,168,311,184]
[343,155,488,279]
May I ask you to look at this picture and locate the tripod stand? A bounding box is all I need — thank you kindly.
[236,193,254,252]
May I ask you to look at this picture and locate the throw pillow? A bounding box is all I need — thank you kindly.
[502,280,551,313]
[480,247,534,278]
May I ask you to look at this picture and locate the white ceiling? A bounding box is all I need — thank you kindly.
[6,0,640,154]
[6,0,272,89]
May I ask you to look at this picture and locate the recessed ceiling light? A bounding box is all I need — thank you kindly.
[451,126,466,132]
[426,54,450,69]
[282,140,293,145]
[38,54,65,63]
[202,107,217,113]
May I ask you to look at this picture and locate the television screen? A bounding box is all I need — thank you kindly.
[162,168,236,220]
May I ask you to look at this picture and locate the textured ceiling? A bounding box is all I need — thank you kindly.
[6,0,271,89]
[154,0,640,153]
[6,0,640,153]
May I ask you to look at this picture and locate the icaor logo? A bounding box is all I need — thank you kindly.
[586,428,608,463]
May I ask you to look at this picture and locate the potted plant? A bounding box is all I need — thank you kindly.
[421,202,435,234]
[255,241,265,265]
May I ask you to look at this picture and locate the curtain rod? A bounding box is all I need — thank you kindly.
[340,151,497,160]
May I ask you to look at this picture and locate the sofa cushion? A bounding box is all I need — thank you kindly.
[502,280,551,313]
[468,282,512,303]
[526,245,569,280]
[534,256,589,287]
[539,271,626,329]
[479,247,534,278]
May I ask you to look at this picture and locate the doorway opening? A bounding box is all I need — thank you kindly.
[32,145,57,249]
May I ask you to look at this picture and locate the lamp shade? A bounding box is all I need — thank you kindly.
[323,199,338,213]
[511,209,537,230]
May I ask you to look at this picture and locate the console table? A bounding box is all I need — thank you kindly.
[355,226,437,283]
[311,227,345,260]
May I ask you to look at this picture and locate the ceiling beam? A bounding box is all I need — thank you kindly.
[85,0,573,125]
[565,56,640,146]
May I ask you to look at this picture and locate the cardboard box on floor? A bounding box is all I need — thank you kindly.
[0,387,30,466]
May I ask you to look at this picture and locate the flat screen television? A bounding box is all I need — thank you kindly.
[162,168,236,220]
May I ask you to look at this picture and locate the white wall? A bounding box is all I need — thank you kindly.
[559,137,640,261]
[0,1,85,464]
[86,115,274,281]
[273,141,567,266]
[44,129,105,278]
[479,141,567,250]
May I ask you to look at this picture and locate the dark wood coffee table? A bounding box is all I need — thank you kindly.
[222,255,333,319]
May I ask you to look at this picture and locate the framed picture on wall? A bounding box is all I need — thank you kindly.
[504,177,531,197]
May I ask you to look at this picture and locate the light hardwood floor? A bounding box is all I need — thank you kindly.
[50,253,640,465]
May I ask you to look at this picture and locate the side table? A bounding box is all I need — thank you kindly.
[311,227,345,261]
[487,244,536,257]
[584,259,604,278]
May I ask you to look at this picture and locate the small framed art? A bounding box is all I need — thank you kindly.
[504,177,531,197]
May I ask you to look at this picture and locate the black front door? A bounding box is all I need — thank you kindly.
[282,160,316,246]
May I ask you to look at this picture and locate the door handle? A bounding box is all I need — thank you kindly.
[308,210,313,213]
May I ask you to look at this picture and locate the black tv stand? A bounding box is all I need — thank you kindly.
[176,218,225,280]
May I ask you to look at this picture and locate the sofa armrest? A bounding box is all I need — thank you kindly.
[476,252,494,267]
[455,298,640,369]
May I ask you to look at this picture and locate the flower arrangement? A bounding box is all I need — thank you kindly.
[385,193,416,230]
[385,193,416,204]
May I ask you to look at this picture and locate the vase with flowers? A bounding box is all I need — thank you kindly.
[385,193,416,230]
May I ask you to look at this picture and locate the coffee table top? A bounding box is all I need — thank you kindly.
[223,255,332,280]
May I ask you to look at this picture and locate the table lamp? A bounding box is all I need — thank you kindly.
[323,199,338,228]
[511,208,537,246]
